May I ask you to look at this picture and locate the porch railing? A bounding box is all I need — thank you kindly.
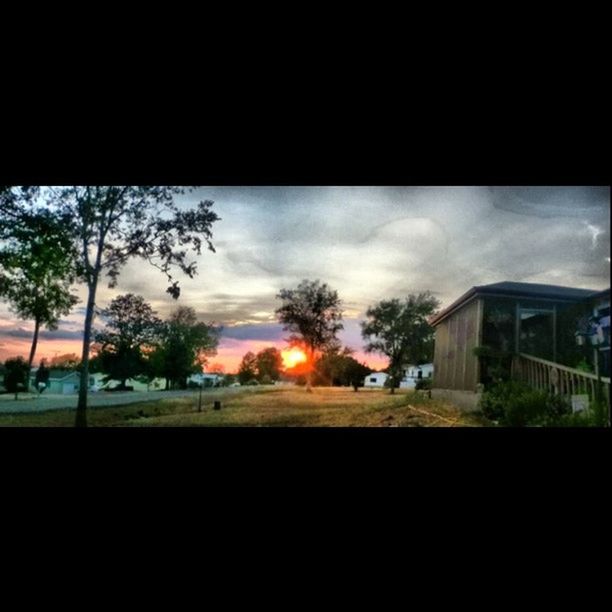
[511,353,610,405]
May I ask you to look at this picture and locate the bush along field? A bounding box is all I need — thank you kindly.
[478,380,608,427]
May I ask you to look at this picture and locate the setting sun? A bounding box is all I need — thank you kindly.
[281,347,307,369]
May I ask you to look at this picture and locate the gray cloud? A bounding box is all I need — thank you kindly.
[1,187,609,367]
[4,327,83,341]
[221,323,284,341]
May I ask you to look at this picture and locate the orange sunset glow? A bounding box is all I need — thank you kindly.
[281,347,307,369]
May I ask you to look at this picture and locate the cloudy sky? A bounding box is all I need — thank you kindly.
[0,186,609,371]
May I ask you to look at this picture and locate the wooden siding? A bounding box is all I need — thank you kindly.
[433,298,482,391]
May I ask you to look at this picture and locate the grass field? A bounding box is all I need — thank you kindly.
[0,386,488,427]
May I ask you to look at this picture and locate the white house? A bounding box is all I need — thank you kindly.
[188,372,224,387]
[399,363,434,389]
[363,363,434,389]
[89,372,166,392]
[364,372,388,388]
[29,369,94,395]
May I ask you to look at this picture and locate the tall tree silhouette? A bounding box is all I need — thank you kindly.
[275,279,343,392]
[51,187,220,426]
[94,294,161,389]
[0,197,79,377]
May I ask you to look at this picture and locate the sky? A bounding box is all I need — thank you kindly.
[0,186,610,372]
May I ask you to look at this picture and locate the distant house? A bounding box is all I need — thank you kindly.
[429,281,610,409]
[363,364,433,389]
[30,369,83,395]
[88,372,166,392]
[364,372,388,388]
[399,363,434,388]
[188,372,224,387]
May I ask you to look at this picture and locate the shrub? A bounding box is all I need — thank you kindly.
[479,380,572,426]
[3,357,30,398]
[575,358,594,373]
[415,378,432,391]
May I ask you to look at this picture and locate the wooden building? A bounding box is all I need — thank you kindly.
[429,282,603,407]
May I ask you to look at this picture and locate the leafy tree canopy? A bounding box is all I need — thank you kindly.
[361,293,440,393]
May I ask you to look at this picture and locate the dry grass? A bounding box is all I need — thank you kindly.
[0,386,487,427]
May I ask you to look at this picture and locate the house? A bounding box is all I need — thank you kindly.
[89,372,166,392]
[399,363,434,389]
[30,369,84,395]
[429,281,608,410]
[364,364,434,389]
[188,372,224,387]
[364,372,388,388]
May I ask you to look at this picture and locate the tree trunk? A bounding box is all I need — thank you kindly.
[27,318,41,391]
[389,373,396,394]
[305,347,314,393]
[76,280,98,427]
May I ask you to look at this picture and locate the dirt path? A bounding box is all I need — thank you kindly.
[405,403,461,426]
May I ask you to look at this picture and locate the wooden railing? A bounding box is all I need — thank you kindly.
[511,353,610,405]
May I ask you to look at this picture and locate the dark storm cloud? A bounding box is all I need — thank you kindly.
[221,323,284,341]
[489,186,610,219]
[5,327,83,341]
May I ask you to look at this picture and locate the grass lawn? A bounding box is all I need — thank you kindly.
[0,386,488,427]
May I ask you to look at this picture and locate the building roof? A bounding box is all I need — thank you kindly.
[47,369,80,380]
[591,287,610,301]
[430,281,600,326]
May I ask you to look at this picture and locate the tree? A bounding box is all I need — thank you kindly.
[0,204,79,377]
[221,374,237,387]
[150,306,220,390]
[49,186,220,426]
[3,357,30,400]
[35,359,50,394]
[361,293,440,394]
[0,187,39,219]
[313,346,353,386]
[344,358,371,392]
[94,294,161,389]
[275,279,343,391]
[238,351,258,385]
[49,353,81,370]
[313,346,370,390]
[255,347,283,382]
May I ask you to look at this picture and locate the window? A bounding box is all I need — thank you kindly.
[370,377,377,383]
[519,307,554,360]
